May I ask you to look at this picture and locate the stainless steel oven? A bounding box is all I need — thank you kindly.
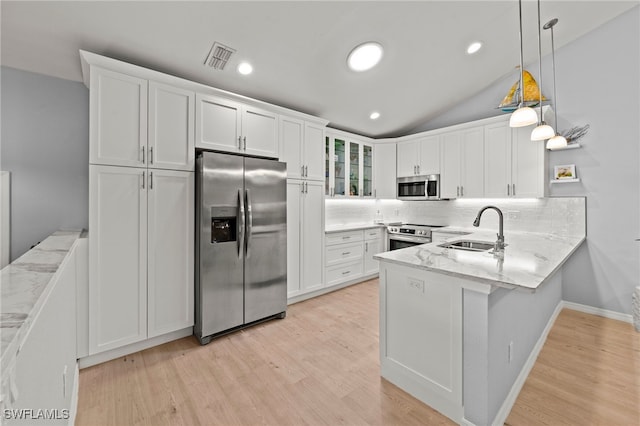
[387,224,444,251]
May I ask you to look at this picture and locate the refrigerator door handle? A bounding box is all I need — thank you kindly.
[238,189,245,259]
[245,189,253,258]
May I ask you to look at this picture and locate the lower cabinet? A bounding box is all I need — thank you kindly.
[286,179,324,298]
[325,228,383,287]
[88,165,193,355]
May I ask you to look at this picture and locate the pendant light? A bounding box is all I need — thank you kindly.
[531,0,555,141]
[510,0,538,128]
[543,18,567,149]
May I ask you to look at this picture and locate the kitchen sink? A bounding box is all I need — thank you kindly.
[438,240,496,252]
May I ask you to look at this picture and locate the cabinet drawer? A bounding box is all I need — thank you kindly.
[364,228,383,241]
[326,261,364,287]
[325,230,363,246]
[326,241,363,267]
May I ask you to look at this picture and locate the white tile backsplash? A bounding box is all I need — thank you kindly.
[325,197,586,237]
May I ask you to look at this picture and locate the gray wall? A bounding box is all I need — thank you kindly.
[1,66,89,261]
[412,6,640,315]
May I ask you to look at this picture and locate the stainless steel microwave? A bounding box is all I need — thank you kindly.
[397,174,440,200]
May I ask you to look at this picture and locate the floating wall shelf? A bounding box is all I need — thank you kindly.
[550,178,581,184]
[548,143,581,151]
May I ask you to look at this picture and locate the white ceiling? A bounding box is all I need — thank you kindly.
[1,1,636,138]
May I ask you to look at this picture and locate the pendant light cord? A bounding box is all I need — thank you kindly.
[518,0,525,106]
[537,0,544,122]
[550,24,558,131]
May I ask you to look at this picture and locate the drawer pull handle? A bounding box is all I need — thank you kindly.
[342,251,351,255]
[342,236,350,240]
[342,271,351,275]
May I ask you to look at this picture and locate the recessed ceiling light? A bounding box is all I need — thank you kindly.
[466,41,483,55]
[347,42,383,72]
[237,62,253,75]
[370,111,381,120]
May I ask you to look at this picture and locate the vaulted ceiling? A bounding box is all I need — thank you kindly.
[2,1,636,137]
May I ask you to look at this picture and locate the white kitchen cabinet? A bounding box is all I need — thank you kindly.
[89,68,195,171]
[280,116,325,181]
[374,143,397,198]
[196,93,279,158]
[484,121,547,198]
[147,170,194,338]
[364,229,383,275]
[148,82,195,171]
[89,165,194,354]
[287,179,324,298]
[325,132,375,198]
[441,127,484,198]
[397,135,440,178]
[89,165,148,353]
[90,67,148,168]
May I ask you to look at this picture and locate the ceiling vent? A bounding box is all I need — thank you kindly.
[204,42,236,70]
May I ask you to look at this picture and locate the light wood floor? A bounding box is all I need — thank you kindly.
[77,279,640,426]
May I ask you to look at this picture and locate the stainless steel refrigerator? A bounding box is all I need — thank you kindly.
[195,151,287,345]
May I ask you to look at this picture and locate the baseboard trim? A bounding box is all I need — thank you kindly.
[562,301,633,324]
[78,327,193,368]
[287,273,378,305]
[491,300,564,426]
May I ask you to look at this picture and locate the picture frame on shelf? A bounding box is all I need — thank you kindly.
[554,164,577,180]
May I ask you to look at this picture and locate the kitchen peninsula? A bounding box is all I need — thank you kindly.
[374,224,585,426]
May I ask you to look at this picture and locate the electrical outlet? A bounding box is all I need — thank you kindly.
[508,341,514,363]
[507,210,520,220]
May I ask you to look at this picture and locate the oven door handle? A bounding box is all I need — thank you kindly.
[388,234,431,244]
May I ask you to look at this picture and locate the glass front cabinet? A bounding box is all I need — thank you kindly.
[325,133,374,198]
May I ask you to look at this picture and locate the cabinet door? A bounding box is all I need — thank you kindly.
[440,132,461,198]
[195,94,242,153]
[362,143,374,197]
[301,181,324,292]
[512,126,547,197]
[147,170,194,338]
[374,143,397,198]
[397,141,418,177]
[148,82,195,171]
[348,141,361,196]
[242,106,279,158]
[484,122,512,198]
[418,135,441,175]
[281,117,304,179]
[461,128,484,198]
[305,122,326,181]
[364,238,382,275]
[333,138,347,196]
[286,180,303,297]
[89,165,147,354]
[90,67,147,167]
[325,136,333,196]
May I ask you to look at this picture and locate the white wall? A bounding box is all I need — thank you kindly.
[0,67,89,261]
[404,6,640,315]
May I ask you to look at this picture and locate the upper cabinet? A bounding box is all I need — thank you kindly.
[441,127,484,198]
[195,93,278,158]
[397,135,440,178]
[89,67,194,171]
[325,132,374,198]
[280,116,325,181]
[374,143,396,199]
[484,121,547,198]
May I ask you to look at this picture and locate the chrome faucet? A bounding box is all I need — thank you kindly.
[473,206,505,252]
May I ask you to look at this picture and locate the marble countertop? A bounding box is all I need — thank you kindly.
[1,230,83,384]
[374,229,585,291]
[325,223,388,233]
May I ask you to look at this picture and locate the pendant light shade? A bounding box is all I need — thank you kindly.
[531,123,556,140]
[510,0,538,128]
[510,106,538,127]
[546,134,567,150]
